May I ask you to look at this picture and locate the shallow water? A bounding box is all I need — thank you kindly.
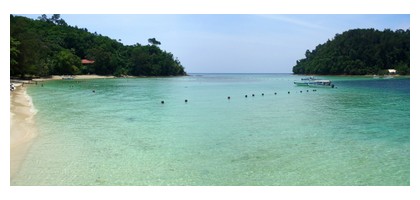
[12,74,410,185]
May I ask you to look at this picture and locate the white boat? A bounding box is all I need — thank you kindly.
[308,80,334,87]
[294,79,335,88]
[300,76,317,81]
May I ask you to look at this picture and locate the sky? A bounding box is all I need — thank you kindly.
[18,14,410,73]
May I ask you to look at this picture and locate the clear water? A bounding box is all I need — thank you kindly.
[11,74,410,185]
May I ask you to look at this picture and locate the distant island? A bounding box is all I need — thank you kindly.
[292,28,410,75]
[10,14,186,78]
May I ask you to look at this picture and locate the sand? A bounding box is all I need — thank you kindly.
[10,85,37,179]
[10,74,114,179]
[33,74,115,81]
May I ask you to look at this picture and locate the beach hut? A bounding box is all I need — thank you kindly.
[81,59,95,74]
[81,59,95,65]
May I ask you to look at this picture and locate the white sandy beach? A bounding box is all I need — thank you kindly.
[10,74,114,179]
[10,85,37,179]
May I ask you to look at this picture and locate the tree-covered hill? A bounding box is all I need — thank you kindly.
[10,14,186,78]
[292,28,410,75]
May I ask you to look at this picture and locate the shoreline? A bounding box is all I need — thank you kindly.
[10,74,115,179]
[10,85,37,179]
[292,74,410,77]
[31,74,191,81]
[32,74,116,82]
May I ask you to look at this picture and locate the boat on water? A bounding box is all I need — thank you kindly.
[294,78,335,88]
[300,76,317,81]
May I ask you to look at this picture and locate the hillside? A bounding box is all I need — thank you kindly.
[292,28,410,75]
[10,14,186,78]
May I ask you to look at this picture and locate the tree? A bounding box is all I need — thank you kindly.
[10,15,186,77]
[51,14,68,26]
[293,28,410,75]
[10,37,20,66]
[51,14,61,23]
[148,38,161,46]
[38,14,50,22]
[37,14,67,26]
[53,49,81,75]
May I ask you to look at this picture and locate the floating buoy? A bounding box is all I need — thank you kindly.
[288,91,290,94]
[185,99,188,103]
[161,101,165,104]
[274,92,277,95]
[228,96,231,100]
[307,90,309,92]
[262,93,264,96]
[300,91,302,93]
[252,94,255,97]
[245,95,248,98]
[92,90,95,93]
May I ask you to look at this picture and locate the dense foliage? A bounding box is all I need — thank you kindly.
[10,15,186,78]
[292,28,410,75]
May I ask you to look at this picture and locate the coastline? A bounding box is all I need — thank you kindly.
[292,74,410,78]
[10,85,37,179]
[32,74,116,82]
[9,74,116,179]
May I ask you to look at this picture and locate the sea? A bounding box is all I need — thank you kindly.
[11,74,410,186]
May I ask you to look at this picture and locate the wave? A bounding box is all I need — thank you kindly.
[23,89,38,116]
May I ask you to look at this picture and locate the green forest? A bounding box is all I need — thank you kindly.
[10,14,186,78]
[292,28,410,75]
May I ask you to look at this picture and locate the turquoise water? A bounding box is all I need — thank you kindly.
[12,74,410,185]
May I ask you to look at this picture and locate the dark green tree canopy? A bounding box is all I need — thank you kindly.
[10,37,20,66]
[10,14,186,78]
[292,28,410,75]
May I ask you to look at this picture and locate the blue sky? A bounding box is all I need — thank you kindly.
[18,14,409,73]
